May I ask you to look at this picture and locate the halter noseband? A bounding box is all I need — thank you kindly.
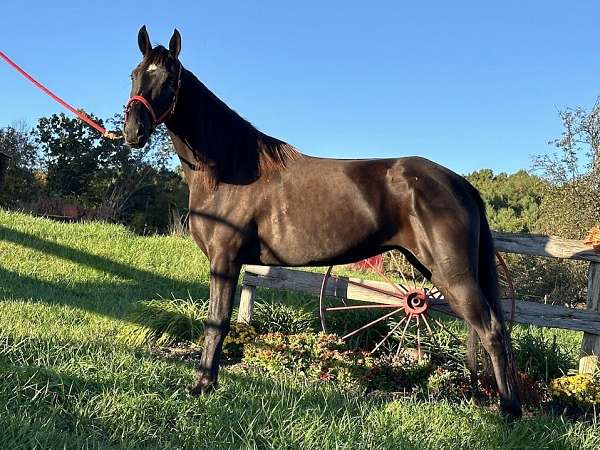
[125,63,182,126]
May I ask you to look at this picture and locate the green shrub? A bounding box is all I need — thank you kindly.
[366,353,432,391]
[512,328,574,382]
[427,367,471,400]
[206,322,257,358]
[243,332,433,392]
[243,332,353,378]
[252,299,317,334]
[119,296,208,347]
[505,254,587,306]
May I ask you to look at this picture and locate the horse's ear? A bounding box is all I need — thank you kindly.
[169,29,181,58]
[138,25,152,56]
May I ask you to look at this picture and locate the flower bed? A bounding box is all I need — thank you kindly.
[549,374,600,408]
[243,332,435,392]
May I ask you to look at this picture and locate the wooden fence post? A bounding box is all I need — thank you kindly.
[580,262,600,374]
[237,283,256,325]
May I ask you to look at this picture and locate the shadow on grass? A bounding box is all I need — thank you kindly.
[1,341,594,450]
[0,224,209,323]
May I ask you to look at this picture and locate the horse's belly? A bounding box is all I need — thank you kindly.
[256,202,385,266]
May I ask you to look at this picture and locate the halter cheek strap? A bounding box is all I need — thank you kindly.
[125,63,182,126]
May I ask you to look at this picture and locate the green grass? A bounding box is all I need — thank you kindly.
[0,209,599,449]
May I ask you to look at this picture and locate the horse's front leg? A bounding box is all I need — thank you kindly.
[191,255,241,395]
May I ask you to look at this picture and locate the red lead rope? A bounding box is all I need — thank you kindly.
[0,50,121,140]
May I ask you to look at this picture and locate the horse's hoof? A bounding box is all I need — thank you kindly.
[500,399,522,421]
[190,376,217,396]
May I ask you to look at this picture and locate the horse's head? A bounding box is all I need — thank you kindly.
[124,26,182,148]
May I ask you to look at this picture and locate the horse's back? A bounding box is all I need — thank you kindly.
[243,155,482,266]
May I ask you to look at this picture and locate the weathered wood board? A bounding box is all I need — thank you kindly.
[241,265,600,335]
[492,232,600,263]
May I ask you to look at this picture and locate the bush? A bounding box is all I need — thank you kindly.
[512,328,574,382]
[427,367,471,400]
[366,353,432,391]
[219,322,257,358]
[533,99,600,241]
[243,332,354,379]
[505,254,587,306]
[252,299,317,334]
[243,332,433,392]
[119,297,208,347]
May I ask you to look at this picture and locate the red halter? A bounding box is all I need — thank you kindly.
[125,63,182,126]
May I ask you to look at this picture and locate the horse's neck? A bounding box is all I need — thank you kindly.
[166,130,213,196]
[165,70,219,192]
[167,70,208,162]
[166,68,301,192]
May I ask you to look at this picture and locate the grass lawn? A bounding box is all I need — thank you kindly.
[0,209,598,449]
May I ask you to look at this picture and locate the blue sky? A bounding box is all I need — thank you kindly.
[1,1,599,175]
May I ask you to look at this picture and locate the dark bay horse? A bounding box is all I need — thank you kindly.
[123,26,521,418]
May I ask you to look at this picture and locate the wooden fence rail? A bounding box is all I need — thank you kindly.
[238,232,600,374]
[492,232,600,262]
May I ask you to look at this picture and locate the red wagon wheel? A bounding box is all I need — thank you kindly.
[319,251,515,358]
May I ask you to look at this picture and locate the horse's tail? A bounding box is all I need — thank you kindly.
[467,187,519,400]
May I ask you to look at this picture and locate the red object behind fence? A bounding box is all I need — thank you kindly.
[350,255,384,272]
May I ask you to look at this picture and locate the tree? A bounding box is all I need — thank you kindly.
[466,169,543,233]
[34,113,105,201]
[31,112,187,232]
[534,98,600,239]
[0,121,40,206]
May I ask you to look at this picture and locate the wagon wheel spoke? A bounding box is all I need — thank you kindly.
[427,286,443,299]
[325,304,403,312]
[341,307,404,341]
[364,258,408,297]
[395,314,414,357]
[389,251,412,291]
[419,273,427,291]
[371,316,408,354]
[416,315,422,358]
[421,313,439,348]
[345,277,406,299]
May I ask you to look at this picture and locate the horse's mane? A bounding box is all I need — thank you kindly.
[187,76,302,188]
[147,46,302,188]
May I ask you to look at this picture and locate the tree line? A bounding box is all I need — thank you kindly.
[1,99,599,238]
[0,113,187,234]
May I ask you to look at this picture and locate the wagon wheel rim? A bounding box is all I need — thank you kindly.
[319,251,516,358]
[319,253,462,360]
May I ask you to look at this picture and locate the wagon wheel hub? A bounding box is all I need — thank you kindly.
[402,288,428,317]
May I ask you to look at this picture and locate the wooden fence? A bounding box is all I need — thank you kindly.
[237,231,600,374]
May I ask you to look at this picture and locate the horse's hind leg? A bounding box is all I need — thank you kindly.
[433,272,521,418]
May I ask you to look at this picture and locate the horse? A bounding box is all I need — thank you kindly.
[123,26,521,418]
